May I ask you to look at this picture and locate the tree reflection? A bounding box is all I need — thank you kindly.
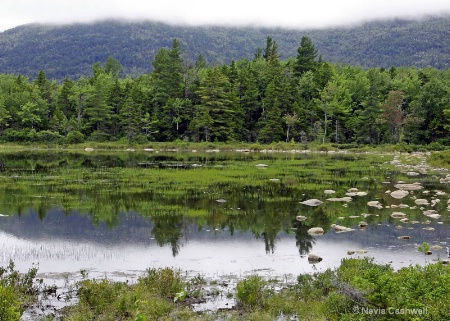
[292,220,315,256]
[151,214,183,256]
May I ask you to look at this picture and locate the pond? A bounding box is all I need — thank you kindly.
[0,149,449,288]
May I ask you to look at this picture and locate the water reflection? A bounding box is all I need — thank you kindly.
[0,150,449,278]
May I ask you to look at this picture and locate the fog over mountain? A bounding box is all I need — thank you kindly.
[1,15,449,80]
[2,0,450,32]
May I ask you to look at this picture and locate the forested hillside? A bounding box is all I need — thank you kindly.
[0,16,449,80]
[1,37,449,146]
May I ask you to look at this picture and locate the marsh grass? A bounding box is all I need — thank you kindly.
[58,258,450,320]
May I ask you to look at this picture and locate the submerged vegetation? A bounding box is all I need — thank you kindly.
[1,149,449,319]
[0,149,400,256]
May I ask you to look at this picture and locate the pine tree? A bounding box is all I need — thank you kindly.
[151,39,184,107]
[257,79,284,143]
[294,36,318,78]
[0,94,11,134]
[84,74,113,133]
[195,67,239,141]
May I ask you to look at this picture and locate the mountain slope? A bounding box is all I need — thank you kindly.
[0,16,449,80]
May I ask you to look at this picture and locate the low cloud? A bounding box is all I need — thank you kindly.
[1,0,450,32]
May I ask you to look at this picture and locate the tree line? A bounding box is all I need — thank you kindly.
[0,37,449,146]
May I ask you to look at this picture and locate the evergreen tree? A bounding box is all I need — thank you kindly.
[49,106,68,134]
[412,77,450,143]
[238,65,262,142]
[294,36,318,78]
[57,78,75,120]
[151,39,184,108]
[104,56,122,79]
[194,67,239,141]
[0,94,11,134]
[121,92,142,142]
[84,74,113,133]
[257,79,284,143]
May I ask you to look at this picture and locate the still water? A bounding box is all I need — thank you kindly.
[0,150,449,282]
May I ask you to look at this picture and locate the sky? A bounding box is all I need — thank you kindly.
[1,0,450,32]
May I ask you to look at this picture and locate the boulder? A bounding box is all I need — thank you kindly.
[390,190,409,199]
[394,183,423,191]
[307,227,324,235]
[415,199,429,205]
[390,212,407,219]
[331,224,355,233]
[423,210,441,219]
[296,215,307,221]
[327,197,353,202]
[367,201,383,209]
[255,164,269,168]
[308,254,323,264]
[300,199,323,207]
[359,221,368,228]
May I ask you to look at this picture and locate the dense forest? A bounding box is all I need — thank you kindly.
[0,16,450,80]
[0,36,449,146]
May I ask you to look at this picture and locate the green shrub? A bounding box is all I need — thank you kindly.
[139,268,184,299]
[236,275,270,308]
[427,141,445,151]
[129,134,148,144]
[36,130,64,143]
[66,130,85,144]
[0,261,39,320]
[2,129,29,142]
[0,284,21,321]
[88,130,111,142]
[26,129,38,142]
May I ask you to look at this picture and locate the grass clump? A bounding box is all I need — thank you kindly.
[236,275,273,309]
[65,268,187,321]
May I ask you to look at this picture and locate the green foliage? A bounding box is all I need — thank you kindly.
[0,261,40,320]
[88,130,111,142]
[61,258,450,320]
[429,150,450,168]
[66,130,85,144]
[417,242,431,255]
[139,268,185,299]
[36,130,64,143]
[0,284,21,321]
[236,275,271,308]
[66,268,187,320]
[0,29,450,146]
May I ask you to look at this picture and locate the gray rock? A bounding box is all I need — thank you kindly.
[394,183,423,191]
[307,227,325,235]
[390,190,409,199]
[308,254,323,264]
[327,197,353,202]
[367,201,383,209]
[300,199,323,206]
